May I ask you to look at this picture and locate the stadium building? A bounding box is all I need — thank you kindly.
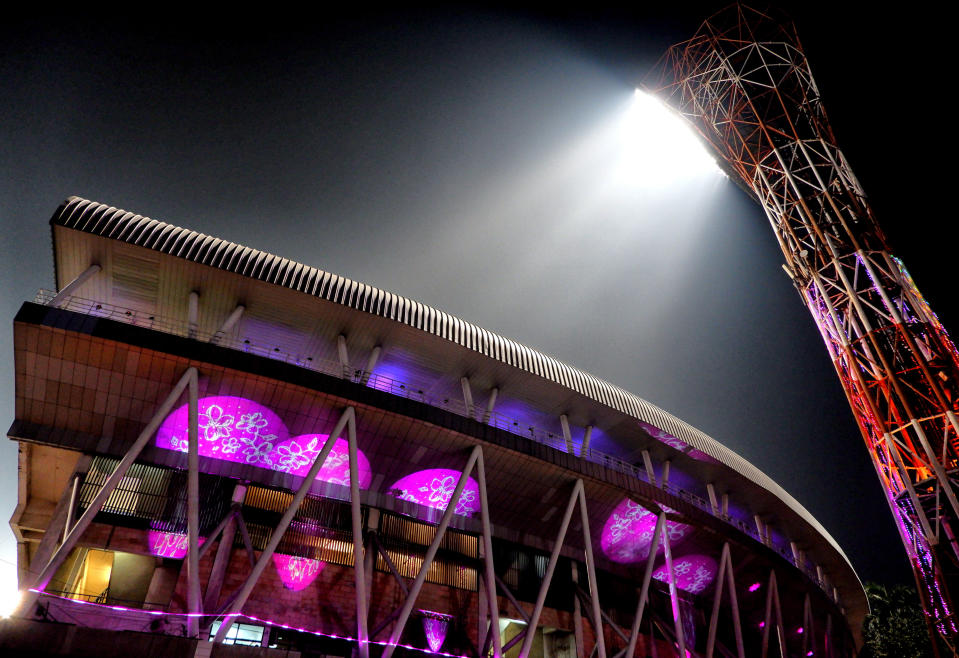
[4,197,864,657]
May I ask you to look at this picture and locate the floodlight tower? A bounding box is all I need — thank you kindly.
[652,3,959,651]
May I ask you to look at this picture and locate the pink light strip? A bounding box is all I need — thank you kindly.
[27,591,470,658]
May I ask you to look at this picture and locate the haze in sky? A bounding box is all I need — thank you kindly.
[2,5,952,609]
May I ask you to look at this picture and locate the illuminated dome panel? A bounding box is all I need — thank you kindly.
[274,435,372,488]
[600,498,693,563]
[638,421,717,463]
[652,553,718,594]
[155,398,372,488]
[389,469,480,517]
[155,396,289,466]
[272,554,325,591]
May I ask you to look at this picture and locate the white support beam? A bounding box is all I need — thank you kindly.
[660,511,687,658]
[51,264,101,307]
[706,483,719,516]
[337,334,350,378]
[760,570,786,658]
[560,414,574,454]
[519,481,584,658]
[210,304,245,344]
[360,346,382,385]
[578,485,606,658]
[482,387,499,424]
[580,425,593,457]
[19,367,196,616]
[24,457,91,593]
[641,450,655,484]
[461,377,475,419]
[347,411,370,658]
[187,371,201,637]
[754,515,765,543]
[475,450,502,658]
[571,563,585,658]
[213,407,356,644]
[188,291,200,339]
[722,493,729,516]
[382,446,484,658]
[624,512,666,658]
[706,543,745,658]
[660,460,670,487]
[62,473,82,543]
[202,493,243,611]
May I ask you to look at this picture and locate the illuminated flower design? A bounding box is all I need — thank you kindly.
[272,553,324,591]
[600,498,693,563]
[272,435,372,488]
[147,530,205,559]
[637,421,717,463]
[155,396,289,465]
[200,404,235,445]
[420,611,452,653]
[155,399,373,488]
[390,469,480,517]
[651,554,718,594]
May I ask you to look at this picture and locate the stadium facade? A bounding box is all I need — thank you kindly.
[5,197,864,657]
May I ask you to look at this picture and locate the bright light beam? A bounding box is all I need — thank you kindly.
[610,89,724,188]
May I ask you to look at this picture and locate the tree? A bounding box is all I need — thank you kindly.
[860,582,936,658]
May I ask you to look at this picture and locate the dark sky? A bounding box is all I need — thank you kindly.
[1,3,951,596]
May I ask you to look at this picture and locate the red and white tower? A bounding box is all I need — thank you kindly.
[653,4,959,651]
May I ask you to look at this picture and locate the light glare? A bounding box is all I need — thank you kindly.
[612,89,723,187]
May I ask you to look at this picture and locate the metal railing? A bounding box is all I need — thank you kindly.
[34,289,831,595]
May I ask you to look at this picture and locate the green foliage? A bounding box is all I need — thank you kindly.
[860,582,934,658]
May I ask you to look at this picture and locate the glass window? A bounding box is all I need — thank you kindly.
[209,621,265,646]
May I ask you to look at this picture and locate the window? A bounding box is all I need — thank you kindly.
[209,621,265,646]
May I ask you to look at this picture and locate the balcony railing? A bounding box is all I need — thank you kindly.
[32,289,833,597]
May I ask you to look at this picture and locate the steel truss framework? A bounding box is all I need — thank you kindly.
[652,3,959,651]
[16,361,848,658]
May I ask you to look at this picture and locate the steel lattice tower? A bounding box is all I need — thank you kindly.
[651,3,959,651]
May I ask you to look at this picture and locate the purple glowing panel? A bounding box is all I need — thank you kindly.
[637,421,716,463]
[272,554,325,591]
[652,554,718,594]
[390,469,479,517]
[273,435,372,488]
[601,498,693,563]
[421,614,449,652]
[155,396,290,467]
[147,530,205,559]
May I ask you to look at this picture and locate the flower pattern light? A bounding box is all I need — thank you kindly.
[390,469,479,517]
[600,498,693,563]
[638,421,717,463]
[651,554,717,594]
[272,554,325,591]
[155,398,372,489]
[156,396,289,465]
[420,612,451,653]
[273,435,372,488]
[147,530,206,559]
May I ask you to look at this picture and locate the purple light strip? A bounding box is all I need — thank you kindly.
[28,591,470,658]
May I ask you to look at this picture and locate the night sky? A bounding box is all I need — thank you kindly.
[1,3,951,601]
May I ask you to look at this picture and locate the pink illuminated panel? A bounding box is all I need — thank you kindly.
[652,554,718,594]
[600,498,692,563]
[274,435,372,488]
[390,469,479,517]
[272,554,325,591]
[156,396,289,466]
[147,530,205,558]
[420,612,451,652]
[638,421,716,463]
[155,398,373,488]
